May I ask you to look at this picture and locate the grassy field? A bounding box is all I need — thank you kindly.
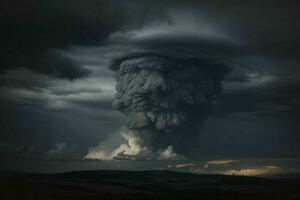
[1,170,300,200]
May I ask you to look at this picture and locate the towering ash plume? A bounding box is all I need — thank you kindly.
[110,53,229,157]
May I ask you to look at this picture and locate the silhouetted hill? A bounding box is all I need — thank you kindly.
[2,170,266,191]
[1,170,300,200]
[265,173,300,179]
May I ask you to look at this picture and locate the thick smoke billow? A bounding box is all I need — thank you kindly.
[85,131,150,160]
[85,53,229,160]
[84,130,183,160]
[109,53,229,158]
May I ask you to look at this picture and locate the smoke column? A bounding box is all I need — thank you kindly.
[110,53,229,157]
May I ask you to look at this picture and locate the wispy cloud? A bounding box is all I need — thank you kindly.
[204,159,239,169]
[223,165,282,176]
[176,163,195,168]
[206,159,239,165]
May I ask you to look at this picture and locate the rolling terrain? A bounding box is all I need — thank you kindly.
[1,170,300,200]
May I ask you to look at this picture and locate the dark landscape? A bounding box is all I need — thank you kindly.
[1,170,300,200]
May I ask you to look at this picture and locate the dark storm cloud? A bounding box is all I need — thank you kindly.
[1,0,298,79]
[0,0,168,49]
[0,51,90,79]
[165,0,300,57]
[0,77,118,120]
[107,0,299,58]
[106,0,300,106]
[221,55,300,116]
[0,0,169,78]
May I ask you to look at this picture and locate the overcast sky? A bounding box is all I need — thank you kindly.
[0,0,299,174]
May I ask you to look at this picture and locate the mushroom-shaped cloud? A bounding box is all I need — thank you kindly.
[110,53,230,157]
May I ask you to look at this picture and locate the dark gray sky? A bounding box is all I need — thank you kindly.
[0,0,299,174]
